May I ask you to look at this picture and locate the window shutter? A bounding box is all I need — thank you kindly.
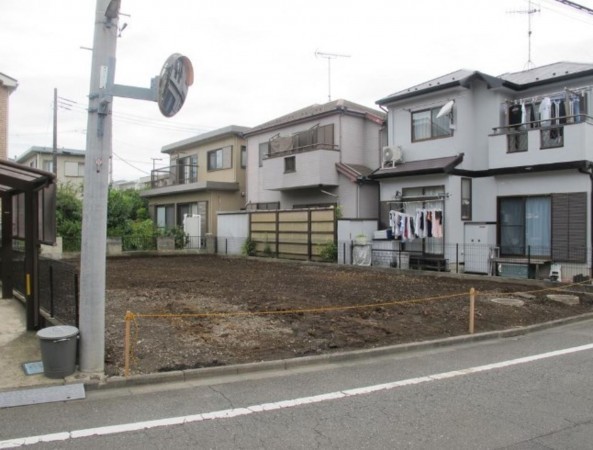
[552,192,586,262]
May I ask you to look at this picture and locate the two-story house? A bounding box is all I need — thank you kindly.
[245,99,386,218]
[1,73,18,160]
[16,146,85,191]
[141,125,250,238]
[373,62,593,280]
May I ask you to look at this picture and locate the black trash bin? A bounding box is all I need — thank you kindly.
[37,325,79,379]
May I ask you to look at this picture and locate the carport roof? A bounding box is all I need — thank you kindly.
[0,159,55,193]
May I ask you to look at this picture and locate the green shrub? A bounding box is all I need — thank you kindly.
[320,240,337,262]
[241,237,256,256]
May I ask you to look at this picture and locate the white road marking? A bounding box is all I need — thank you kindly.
[2,342,593,449]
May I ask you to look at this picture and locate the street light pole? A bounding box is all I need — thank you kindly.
[79,0,119,374]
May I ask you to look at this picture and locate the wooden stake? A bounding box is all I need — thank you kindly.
[124,311,132,377]
[469,288,475,334]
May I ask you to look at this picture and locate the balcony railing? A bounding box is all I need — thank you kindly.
[493,114,591,153]
[264,142,339,160]
[150,164,198,188]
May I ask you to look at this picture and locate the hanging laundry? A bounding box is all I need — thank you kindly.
[508,104,522,129]
[425,211,433,238]
[432,210,443,238]
[415,209,424,238]
[539,97,552,127]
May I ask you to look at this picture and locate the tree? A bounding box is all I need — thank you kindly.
[106,188,150,236]
[56,185,156,251]
[56,184,83,250]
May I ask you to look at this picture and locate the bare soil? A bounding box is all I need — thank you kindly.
[102,254,593,376]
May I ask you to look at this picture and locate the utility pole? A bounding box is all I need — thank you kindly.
[79,0,193,375]
[79,0,119,374]
[315,50,350,102]
[52,88,57,174]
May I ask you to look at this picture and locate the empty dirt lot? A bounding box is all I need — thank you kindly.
[102,254,593,376]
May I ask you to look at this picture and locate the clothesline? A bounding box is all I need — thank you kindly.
[507,85,593,106]
[389,209,443,242]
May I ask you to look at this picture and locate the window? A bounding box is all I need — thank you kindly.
[499,193,587,261]
[284,156,295,173]
[241,145,247,168]
[156,205,175,229]
[258,142,269,167]
[43,160,54,172]
[177,155,197,184]
[207,146,232,171]
[499,196,551,257]
[461,178,472,221]
[412,107,452,141]
[246,202,280,211]
[64,161,84,177]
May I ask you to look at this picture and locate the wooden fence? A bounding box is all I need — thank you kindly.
[250,207,336,261]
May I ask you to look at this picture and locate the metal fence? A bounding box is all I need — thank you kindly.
[341,241,591,283]
[9,249,79,327]
[38,257,79,327]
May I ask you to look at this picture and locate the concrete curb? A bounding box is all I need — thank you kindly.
[81,311,593,391]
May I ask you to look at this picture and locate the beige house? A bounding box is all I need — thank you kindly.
[245,99,386,218]
[0,73,18,160]
[15,146,85,191]
[141,125,250,236]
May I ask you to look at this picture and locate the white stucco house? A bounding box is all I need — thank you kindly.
[372,62,593,280]
[245,99,386,219]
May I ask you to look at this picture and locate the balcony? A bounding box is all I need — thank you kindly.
[488,116,593,170]
[150,164,198,188]
[262,146,340,191]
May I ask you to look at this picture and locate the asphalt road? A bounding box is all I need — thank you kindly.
[2,319,593,449]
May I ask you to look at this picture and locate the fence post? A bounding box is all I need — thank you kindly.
[49,264,55,317]
[124,311,133,377]
[456,243,459,274]
[527,246,532,279]
[469,288,475,334]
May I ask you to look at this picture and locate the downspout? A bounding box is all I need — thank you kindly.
[578,163,593,278]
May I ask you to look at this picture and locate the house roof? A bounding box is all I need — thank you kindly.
[15,146,85,163]
[245,99,386,136]
[376,70,504,105]
[370,154,464,179]
[0,158,55,193]
[376,62,593,105]
[0,73,18,93]
[498,61,593,87]
[162,125,251,153]
[335,162,375,183]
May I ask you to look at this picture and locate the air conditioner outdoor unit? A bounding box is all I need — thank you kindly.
[382,146,403,167]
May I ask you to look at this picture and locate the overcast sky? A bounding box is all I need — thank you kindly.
[2,0,593,181]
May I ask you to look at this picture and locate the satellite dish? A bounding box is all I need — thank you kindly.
[436,100,455,118]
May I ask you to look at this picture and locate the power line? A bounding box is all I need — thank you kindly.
[111,151,150,175]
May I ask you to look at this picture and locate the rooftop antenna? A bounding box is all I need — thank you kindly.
[508,0,540,69]
[315,50,350,102]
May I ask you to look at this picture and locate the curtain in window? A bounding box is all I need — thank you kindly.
[525,197,551,256]
[412,111,431,140]
[431,109,450,137]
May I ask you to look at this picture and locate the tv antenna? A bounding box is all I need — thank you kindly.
[315,50,350,102]
[508,0,540,69]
